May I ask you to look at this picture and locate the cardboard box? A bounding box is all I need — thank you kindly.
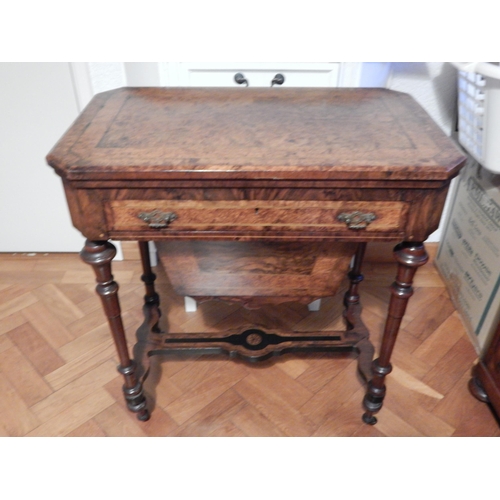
[436,156,500,354]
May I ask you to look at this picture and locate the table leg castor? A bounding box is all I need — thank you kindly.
[362,413,377,425]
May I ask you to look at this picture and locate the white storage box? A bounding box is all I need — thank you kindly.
[454,62,500,173]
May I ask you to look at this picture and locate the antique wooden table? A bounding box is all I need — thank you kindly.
[47,87,466,424]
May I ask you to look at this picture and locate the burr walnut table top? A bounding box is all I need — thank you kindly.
[47,87,465,183]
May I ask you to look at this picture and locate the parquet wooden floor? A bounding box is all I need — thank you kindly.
[1,243,499,437]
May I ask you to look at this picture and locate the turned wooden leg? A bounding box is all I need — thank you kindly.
[138,241,160,307]
[81,240,150,421]
[343,243,374,383]
[344,242,367,308]
[469,364,490,403]
[138,241,161,332]
[362,241,428,425]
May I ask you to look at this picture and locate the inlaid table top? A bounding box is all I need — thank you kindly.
[47,87,465,182]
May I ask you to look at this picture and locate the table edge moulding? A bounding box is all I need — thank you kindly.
[46,87,467,424]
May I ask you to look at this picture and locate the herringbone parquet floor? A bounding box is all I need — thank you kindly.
[1,243,499,437]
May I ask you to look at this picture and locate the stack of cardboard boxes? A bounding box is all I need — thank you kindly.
[436,157,500,354]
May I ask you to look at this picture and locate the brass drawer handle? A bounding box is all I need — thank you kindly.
[138,210,177,229]
[338,211,376,229]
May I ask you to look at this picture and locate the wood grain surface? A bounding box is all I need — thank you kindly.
[47,87,465,181]
[48,88,465,243]
[156,240,358,306]
[109,200,406,233]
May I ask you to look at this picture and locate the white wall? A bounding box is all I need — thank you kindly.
[88,62,126,94]
[0,63,85,252]
[87,62,160,93]
[387,62,458,138]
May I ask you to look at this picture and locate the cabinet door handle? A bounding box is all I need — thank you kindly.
[271,73,285,86]
[138,210,177,229]
[234,73,249,86]
[338,211,376,229]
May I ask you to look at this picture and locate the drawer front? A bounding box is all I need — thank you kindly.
[107,200,408,236]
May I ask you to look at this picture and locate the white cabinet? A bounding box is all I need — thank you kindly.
[86,62,389,91]
[160,62,373,88]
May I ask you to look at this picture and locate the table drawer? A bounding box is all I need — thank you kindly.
[107,200,408,235]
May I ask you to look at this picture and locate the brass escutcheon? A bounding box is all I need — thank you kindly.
[338,211,376,230]
[138,209,177,229]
